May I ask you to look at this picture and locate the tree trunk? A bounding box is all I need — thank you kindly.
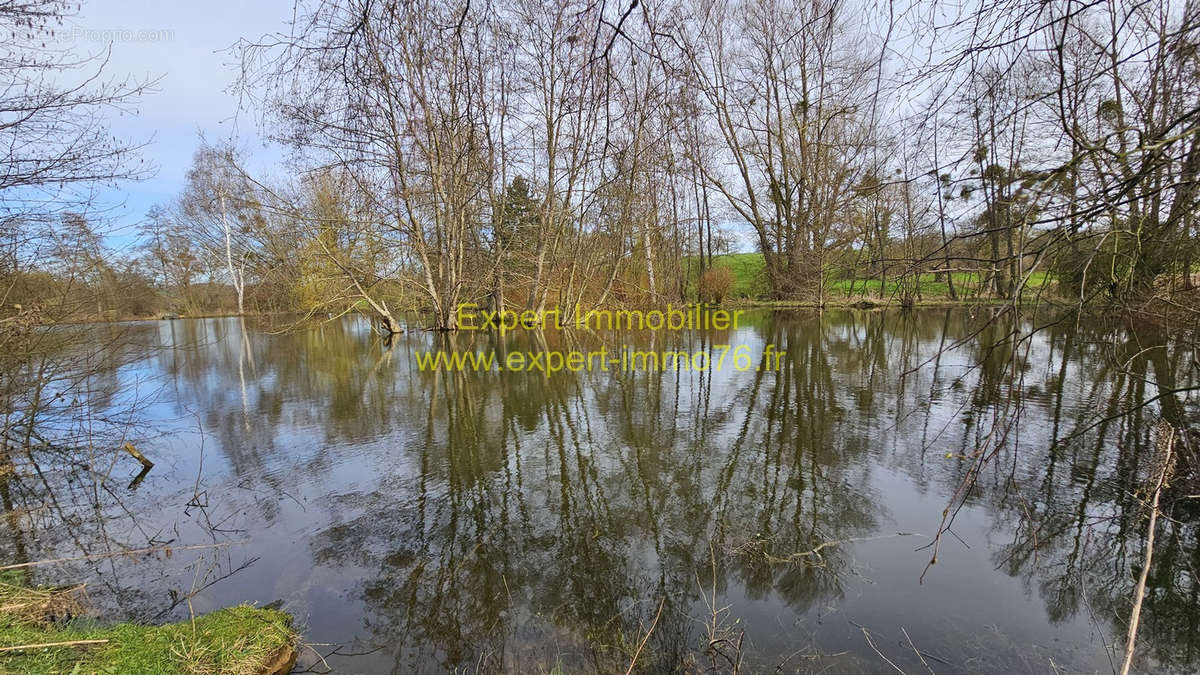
[643,222,657,301]
[219,191,244,315]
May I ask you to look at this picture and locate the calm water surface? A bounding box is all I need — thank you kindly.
[4,309,1198,673]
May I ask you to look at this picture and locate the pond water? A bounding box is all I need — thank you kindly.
[3,309,1198,673]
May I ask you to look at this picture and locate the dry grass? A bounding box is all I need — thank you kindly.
[0,581,85,629]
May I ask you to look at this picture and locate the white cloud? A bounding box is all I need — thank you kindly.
[66,0,292,233]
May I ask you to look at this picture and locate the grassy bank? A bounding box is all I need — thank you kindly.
[0,575,297,674]
[688,253,1058,305]
[826,270,1054,299]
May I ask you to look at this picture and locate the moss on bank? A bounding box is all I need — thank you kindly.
[0,579,296,674]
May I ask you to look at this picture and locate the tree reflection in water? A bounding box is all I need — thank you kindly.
[0,310,1196,673]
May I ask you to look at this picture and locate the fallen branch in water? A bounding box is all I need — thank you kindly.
[760,532,925,564]
[0,639,109,653]
[699,538,744,672]
[1120,421,1177,675]
[860,627,904,674]
[121,442,153,470]
[901,626,935,674]
[0,541,248,571]
[625,596,665,675]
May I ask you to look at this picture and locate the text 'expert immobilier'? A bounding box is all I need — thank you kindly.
[456,304,746,334]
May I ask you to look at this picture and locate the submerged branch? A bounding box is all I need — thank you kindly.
[0,541,247,572]
[1120,421,1178,675]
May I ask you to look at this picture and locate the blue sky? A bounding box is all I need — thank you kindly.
[68,0,760,255]
[67,0,293,250]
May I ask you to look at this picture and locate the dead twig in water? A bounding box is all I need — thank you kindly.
[1119,421,1177,675]
[121,442,153,470]
[625,596,665,675]
[0,540,247,571]
[698,537,744,672]
[762,532,925,564]
[849,620,954,668]
[860,627,904,674]
[1077,529,1119,675]
[901,626,935,674]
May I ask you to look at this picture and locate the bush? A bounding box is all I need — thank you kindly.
[1051,230,1140,299]
[698,266,735,304]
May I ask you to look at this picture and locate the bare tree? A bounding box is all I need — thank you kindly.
[683,0,876,301]
[179,142,264,316]
[238,0,507,330]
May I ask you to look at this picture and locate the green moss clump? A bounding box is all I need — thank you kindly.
[1,581,296,675]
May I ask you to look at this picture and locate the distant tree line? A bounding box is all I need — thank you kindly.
[3,0,1199,331]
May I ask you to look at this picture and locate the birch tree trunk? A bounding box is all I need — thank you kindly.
[219,191,244,316]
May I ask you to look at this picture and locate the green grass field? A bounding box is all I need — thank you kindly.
[688,253,1056,304]
[709,253,768,298]
[828,270,1054,299]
